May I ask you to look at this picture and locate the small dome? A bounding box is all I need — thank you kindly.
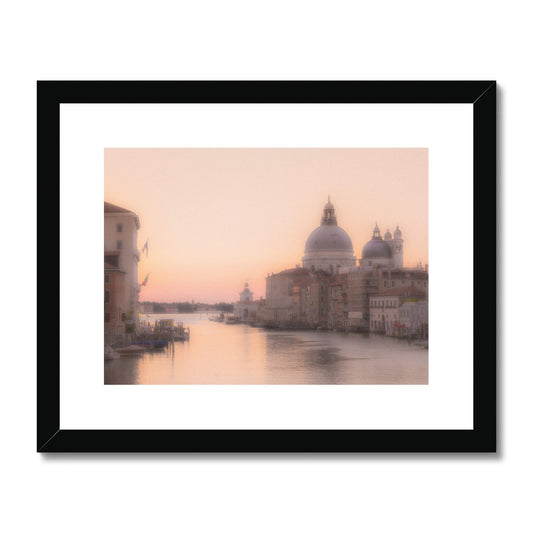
[394,226,402,239]
[305,225,354,253]
[384,229,392,241]
[362,239,392,259]
[362,225,391,259]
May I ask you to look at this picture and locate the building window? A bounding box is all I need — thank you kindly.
[392,281,395,287]
[105,290,110,303]
[116,223,123,232]
[105,274,110,283]
[121,313,126,321]
[104,254,119,267]
[104,312,110,323]
[117,240,123,250]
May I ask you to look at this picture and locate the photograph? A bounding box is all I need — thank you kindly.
[37,79,495,453]
[104,147,428,385]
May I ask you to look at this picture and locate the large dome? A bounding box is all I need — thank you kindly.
[302,198,356,273]
[305,225,354,253]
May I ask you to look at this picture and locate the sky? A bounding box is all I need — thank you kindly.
[105,148,428,303]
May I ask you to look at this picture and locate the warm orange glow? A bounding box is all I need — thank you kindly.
[105,148,428,303]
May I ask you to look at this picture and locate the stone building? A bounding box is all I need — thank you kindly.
[104,261,126,344]
[264,268,331,328]
[327,273,348,330]
[398,300,429,338]
[234,281,262,322]
[104,202,141,341]
[369,287,427,336]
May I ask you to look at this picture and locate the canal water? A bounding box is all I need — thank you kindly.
[104,313,428,385]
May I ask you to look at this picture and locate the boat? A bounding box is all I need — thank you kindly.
[225,315,241,325]
[114,345,146,355]
[131,339,168,349]
[172,326,190,341]
[151,318,190,342]
[104,346,120,360]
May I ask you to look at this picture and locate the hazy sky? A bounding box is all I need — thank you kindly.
[105,148,427,303]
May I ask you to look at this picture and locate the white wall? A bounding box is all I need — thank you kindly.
[1,2,528,533]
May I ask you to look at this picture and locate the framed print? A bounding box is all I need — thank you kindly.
[37,80,496,452]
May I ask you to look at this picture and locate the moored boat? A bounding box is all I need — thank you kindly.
[132,339,168,349]
[104,346,120,360]
[114,345,146,355]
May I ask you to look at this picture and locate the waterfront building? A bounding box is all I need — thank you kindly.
[344,264,428,331]
[104,202,141,338]
[264,268,308,325]
[139,302,154,314]
[234,281,262,322]
[369,287,427,336]
[263,267,332,328]
[104,261,126,344]
[399,300,429,338]
[328,273,348,329]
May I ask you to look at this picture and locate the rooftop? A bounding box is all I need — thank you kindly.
[373,287,426,299]
[104,201,135,214]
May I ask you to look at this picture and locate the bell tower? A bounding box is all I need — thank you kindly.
[392,226,404,268]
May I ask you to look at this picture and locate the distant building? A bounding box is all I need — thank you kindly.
[104,202,141,340]
[240,281,254,303]
[234,281,262,322]
[139,302,154,314]
[369,287,427,336]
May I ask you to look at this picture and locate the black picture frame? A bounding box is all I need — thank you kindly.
[37,81,496,453]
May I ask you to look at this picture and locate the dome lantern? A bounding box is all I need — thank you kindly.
[372,222,382,240]
[321,195,337,226]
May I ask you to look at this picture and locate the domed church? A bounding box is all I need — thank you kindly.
[302,197,356,274]
[360,223,403,269]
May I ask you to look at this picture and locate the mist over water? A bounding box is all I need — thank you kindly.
[105,313,428,385]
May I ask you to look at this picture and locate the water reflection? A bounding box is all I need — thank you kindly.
[104,313,428,385]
